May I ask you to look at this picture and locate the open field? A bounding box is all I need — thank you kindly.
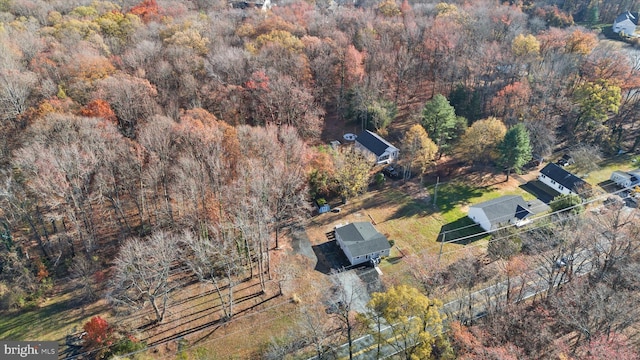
[0,288,109,342]
[305,167,540,279]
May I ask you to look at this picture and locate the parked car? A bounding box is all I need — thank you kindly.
[556,154,574,167]
[382,165,401,179]
[524,155,543,169]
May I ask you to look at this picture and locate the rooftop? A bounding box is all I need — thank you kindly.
[469,195,532,226]
[335,222,391,258]
[540,163,590,195]
[355,130,397,157]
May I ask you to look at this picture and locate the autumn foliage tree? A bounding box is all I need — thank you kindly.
[402,124,438,179]
[572,79,621,138]
[83,316,114,350]
[364,285,453,360]
[332,148,372,201]
[79,99,116,123]
[456,117,507,165]
[128,0,160,23]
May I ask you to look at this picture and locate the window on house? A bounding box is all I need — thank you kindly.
[559,185,564,190]
[551,180,556,184]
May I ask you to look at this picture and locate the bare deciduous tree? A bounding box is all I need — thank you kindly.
[97,73,158,138]
[0,69,37,123]
[109,231,179,324]
[181,229,242,321]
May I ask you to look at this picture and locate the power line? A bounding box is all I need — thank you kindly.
[439,187,637,257]
[63,183,636,359]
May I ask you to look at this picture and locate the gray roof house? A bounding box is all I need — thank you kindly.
[613,11,639,36]
[334,222,391,266]
[538,163,592,198]
[354,130,399,165]
[468,195,533,232]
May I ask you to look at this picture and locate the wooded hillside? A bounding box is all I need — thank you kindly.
[1,0,640,358]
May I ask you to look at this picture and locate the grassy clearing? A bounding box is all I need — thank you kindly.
[342,178,536,268]
[580,154,640,185]
[0,291,108,342]
[155,303,299,360]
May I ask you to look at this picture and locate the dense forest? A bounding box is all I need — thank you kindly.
[1,0,640,358]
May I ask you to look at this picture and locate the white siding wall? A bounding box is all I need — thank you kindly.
[468,207,492,232]
[611,171,633,188]
[350,249,391,266]
[538,174,573,195]
[613,20,636,34]
[335,232,355,265]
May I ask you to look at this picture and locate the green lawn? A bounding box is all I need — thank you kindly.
[0,292,107,342]
[371,180,536,261]
[579,154,640,185]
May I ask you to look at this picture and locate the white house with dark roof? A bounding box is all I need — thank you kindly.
[613,11,639,36]
[468,195,533,232]
[538,163,591,197]
[334,222,391,266]
[354,130,399,164]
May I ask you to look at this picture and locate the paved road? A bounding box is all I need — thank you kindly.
[306,207,638,359]
[306,245,600,360]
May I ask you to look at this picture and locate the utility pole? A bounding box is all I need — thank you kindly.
[438,231,445,263]
[433,176,439,207]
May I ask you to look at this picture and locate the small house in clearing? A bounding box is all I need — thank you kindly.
[538,163,591,198]
[613,11,639,36]
[468,195,533,232]
[334,222,391,266]
[355,130,399,165]
[610,170,639,188]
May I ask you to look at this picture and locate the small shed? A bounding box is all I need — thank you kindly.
[318,204,331,214]
[334,222,391,266]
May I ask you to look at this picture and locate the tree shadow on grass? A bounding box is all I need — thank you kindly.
[0,295,105,341]
[434,183,491,213]
[437,217,488,245]
[390,199,433,220]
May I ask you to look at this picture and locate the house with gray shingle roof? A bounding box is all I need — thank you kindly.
[355,130,399,165]
[467,195,533,232]
[334,222,391,266]
[613,11,639,36]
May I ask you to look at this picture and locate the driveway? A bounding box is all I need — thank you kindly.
[290,226,316,261]
[520,180,561,204]
[312,240,351,274]
[527,198,550,214]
